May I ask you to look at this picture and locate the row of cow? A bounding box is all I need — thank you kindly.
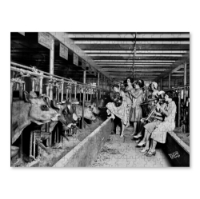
[11,88,111,164]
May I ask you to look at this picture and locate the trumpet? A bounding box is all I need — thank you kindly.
[141,100,166,123]
[141,98,165,106]
[141,106,157,123]
[140,98,157,106]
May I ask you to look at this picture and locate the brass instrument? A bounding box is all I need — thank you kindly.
[140,98,165,106]
[140,99,156,106]
[141,98,166,123]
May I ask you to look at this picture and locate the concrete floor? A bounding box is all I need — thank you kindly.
[92,126,172,168]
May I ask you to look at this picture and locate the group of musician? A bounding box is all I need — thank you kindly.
[106,77,177,157]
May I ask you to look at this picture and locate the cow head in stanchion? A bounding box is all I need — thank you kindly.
[82,106,97,121]
[11,91,60,144]
[50,99,79,130]
[25,92,61,123]
[85,102,100,115]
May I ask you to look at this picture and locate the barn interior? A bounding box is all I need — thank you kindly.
[10,32,190,167]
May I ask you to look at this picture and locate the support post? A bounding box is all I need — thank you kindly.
[82,70,86,129]
[47,38,55,146]
[11,81,13,146]
[168,74,171,89]
[66,87,69,100]
[10,82,13,107]
[183,62,187,122]
[39,73,43,95]
[184,62,187,104]
[97,72,100,100]
[46,85,49,97]
[178,91,181,127]
[49,38,54,100]
[61,80,64,102]
[33,132,36,158]
[99,89,101,99]
[69,86,72,102]
[74,83,77,100]
[55,85,58,101]
[86,91,88,101]
[29,132,33,158]
[45,85,50,147]
[19,82,24,159]
[31,78,35,92]
[19,83,24,99]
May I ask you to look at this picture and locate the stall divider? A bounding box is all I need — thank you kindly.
[82,70,86,129]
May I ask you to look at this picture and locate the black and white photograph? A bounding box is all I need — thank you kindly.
[10,32,190,167]
[2,1,200,199]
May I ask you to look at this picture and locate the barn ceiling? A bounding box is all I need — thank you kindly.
[11,32,190,84]
[67,32,190,82]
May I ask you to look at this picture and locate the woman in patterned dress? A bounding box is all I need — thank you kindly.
[128,80,144,137]
[145,91,177,157]
[124,77,135,128]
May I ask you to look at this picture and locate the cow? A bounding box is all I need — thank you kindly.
[82,101,100,115]
[41,100,78,135]
[11,91,60,145]
[26,99,79,152]
[68,98,97,121]
[75,104,96,121]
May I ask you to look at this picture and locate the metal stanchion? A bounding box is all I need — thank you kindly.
[29,132,33,158]
[66,87,69,100]
[184,63,187,104]
[45,84,50,147]
[82,70,86,129]
[39,74,43,95]
[61,80,64,102]
[178,91,181,127]
[69,86,72,102]
[74,83,77,100]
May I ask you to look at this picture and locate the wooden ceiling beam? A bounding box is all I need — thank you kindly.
[91,56,182,60]
[74,41,189,45]
[104,69,166,72]
[154,53,189,81]
[94,60,174,62]
[49,32,110,80]
[99,65,172,68]
[78,44,189,51]
[171,74,184,76]
[67,33,189,39]
[84,50,188,54]
[88,54,185,57]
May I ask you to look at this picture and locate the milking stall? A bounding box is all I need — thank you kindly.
[10,32,190,168]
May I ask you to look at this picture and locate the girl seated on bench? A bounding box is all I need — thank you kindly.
[143,91,177,157]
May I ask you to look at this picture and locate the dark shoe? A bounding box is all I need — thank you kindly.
[111,131,116,135]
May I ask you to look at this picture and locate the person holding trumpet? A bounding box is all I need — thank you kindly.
[138,91,166,148]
